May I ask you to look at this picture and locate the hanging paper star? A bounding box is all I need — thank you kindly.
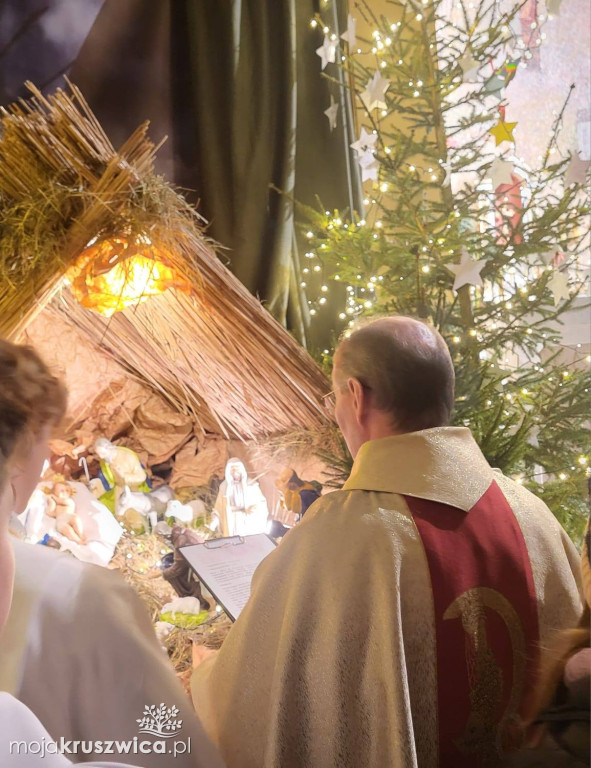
[340,14,357,48]
[440,156,452,186]
[548,270,570,305]
[489,157,515,188]
[508,14,522,38]
[540,249,566,268]
[459,49,481,81]
[360,159,380,182]
[539,251,556,266]
[488,118,517,146]
[483,73,506,98]
[316,36,337,70]
[527,343,544,365]
[526,425,540,448]
[483,84,504,104]
[324,96,339,131]
[360,70,390,112]
[351,127,378,155]
[447,249,487,291]
[358,149,376,168]
[564,153,591,186]
[358,150,380,182]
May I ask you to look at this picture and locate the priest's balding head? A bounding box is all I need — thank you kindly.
[331,316,455,457]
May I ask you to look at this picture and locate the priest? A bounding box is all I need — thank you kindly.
[191,316,582,768]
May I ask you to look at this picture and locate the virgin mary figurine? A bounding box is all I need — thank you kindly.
[212,459,268,537]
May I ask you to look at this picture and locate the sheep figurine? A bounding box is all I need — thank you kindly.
[117,485,175,532]
[165,498,207,526]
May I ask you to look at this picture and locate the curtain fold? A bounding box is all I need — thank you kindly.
[65,0,360,347]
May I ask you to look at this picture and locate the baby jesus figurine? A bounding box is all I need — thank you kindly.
[45,480,86,545]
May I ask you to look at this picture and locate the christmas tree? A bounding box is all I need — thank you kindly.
[303,0,591,540]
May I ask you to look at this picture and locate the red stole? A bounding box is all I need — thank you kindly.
[405,481,539,767]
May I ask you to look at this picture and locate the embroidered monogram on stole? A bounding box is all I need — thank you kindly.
[405,481,539,767]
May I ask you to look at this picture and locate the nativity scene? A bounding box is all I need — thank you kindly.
[0,82,331,681]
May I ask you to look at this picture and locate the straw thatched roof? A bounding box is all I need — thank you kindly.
[0,82,331,440]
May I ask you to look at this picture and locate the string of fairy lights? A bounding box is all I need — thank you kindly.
[304,0,589,324]
[305,0,588,321]
[302,0,591,483]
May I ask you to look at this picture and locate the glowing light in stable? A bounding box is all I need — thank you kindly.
[68,237,186,317]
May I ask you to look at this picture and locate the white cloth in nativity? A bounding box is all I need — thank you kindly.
[17,483,122,566]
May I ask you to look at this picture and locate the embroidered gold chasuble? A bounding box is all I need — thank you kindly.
[191,428,582,768]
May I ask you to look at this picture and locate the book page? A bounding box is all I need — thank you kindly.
[179,534,277,621]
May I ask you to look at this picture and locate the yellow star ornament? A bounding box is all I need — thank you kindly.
[488,118,517,146]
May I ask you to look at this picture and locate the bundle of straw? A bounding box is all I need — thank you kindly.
[0,82,331,439]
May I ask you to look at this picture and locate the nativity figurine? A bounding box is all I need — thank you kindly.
[160,525,211,610]
[94,437,151,512]
[94,437,148,488]
[212,458,269,537]
[274,468,322,527]
[45,479,86,545]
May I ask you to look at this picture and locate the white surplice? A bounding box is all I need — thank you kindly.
[0,540,224,768]
[0,692,136,767]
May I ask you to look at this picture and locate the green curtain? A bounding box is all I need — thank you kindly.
[70,0,360,348]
